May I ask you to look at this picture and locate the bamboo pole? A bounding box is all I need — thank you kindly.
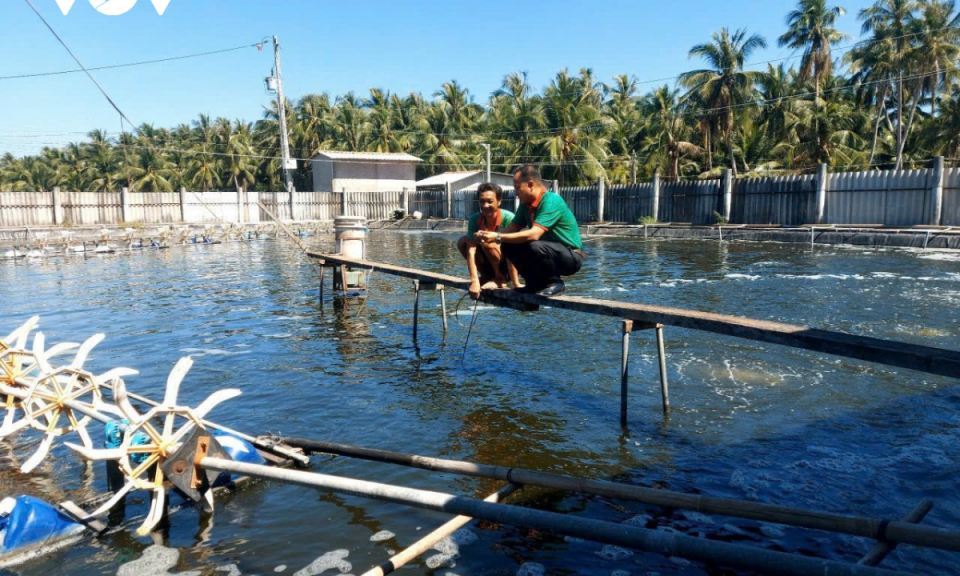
[360,483,520,576]
[276,437,960,553]
[199,457,913,576]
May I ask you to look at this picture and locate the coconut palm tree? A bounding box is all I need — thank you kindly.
[539,69,608,185]
[680,28,768,177]
[779,0,850,105]
[639,86,701,180]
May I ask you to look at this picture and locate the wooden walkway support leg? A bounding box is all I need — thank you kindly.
[412,280,420,340]
[620,320,632,427]
[318,267,325,309]
[340,265,348,300]
[656,324,670,413]
[439,285,448,333]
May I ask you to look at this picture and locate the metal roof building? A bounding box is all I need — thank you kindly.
[311,151,421,193]
[415,171,515,192]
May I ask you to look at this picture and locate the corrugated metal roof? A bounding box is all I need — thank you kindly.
[415,171,516,187]
[312,151,422,162]
[415,171,483,187]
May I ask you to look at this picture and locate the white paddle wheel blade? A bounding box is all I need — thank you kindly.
[70,334,105,369]
[193,389,242,420]
[162,358,192,437]
[111,379,141,423]
[45,342,80,360]
[31,333,52,373]
[95,368,139,385]
[3,316,39,348]
[201,488,215,512]
[88,481,134,517]
[64,442,126,461]
[20,433,55,473]
[0,415,32,438]
[75,423,93,448]
[137,486,166,536]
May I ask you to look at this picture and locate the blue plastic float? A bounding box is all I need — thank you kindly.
[212,432,266,487]
[0,496,85,554]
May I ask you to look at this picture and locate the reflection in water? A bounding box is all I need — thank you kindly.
[0,234,957,574]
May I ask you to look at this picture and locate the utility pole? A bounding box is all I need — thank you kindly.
[272,36,295,194]
[481,143,491,183]
[631,151,637,185]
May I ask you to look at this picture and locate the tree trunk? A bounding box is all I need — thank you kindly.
[868,83,890,167]
[705,128,713,172]
[896,71,904,169]
[896,75,925,168]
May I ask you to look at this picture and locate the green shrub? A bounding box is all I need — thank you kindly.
[713,211,728,225]
[638,216,657,225]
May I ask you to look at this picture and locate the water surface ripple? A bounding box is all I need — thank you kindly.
[1,234,958,575]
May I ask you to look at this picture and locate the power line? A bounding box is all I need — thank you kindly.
[22,0,134,127]
[0,41,265,81]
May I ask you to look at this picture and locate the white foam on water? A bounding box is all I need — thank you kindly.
[217,565,242,576]
[117,545,200,576]
[454,305,497,317]
[917,252,960,262]
[370,530,395,542]
[179,347,251,358]
[450,528,478,546]
[595,288,612,292]
[725,274,760,280]
[622,514,651,527]
[425,552,457,569]
[431,536,459,556]
[658,282,676,288]
[516,562,545,576]
[777,274,824,280]
[292,550,351,576]
[595,545,634,561]
[760,525,786,538]
[871,271,898,278]
[616,286,629,292]
[275,566,287,573]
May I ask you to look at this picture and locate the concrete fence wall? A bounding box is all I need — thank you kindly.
[3,161,959,228]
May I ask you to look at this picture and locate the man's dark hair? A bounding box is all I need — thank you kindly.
[512,164,543,185]
[476,182,503,201]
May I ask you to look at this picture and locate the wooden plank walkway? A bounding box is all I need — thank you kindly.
[307,250,960,379]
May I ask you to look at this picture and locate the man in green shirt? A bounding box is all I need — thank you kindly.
[474,165,583,296]
[457,183,520,300]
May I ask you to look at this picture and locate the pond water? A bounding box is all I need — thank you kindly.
[1,233,959,576]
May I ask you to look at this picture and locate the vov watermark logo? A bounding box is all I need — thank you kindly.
[54,0,171,16]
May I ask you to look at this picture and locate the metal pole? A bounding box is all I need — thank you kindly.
[481,143,491,183]
[631,151,637,185]
[858,500,933,567]
[620,320,632,427]
[656,325,670,413]
[273,36,295,196]
[815,163,828,225]
[200,457,914,576]
[360,484,520,576]
[278,436,960,553]
[439,286,448,333]
[412,280,420,340]
[931,156,944,226]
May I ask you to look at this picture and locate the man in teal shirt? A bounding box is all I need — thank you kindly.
[457,183,520,300]
[473,165,583,296]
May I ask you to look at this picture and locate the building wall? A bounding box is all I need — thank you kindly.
[312,159,417,192]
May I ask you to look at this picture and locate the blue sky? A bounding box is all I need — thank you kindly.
[1,0,876,156]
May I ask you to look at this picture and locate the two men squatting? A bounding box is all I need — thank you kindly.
[458,164,584,299]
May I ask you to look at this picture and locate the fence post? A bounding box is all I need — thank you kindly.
[931,156,944,226]
[52,187,63,225]
[341,187,348,217]
[445,182,453,219]
[815,163,828,224]
[597,177,606,223]
[402,187,410,216]
[652,173,661,222]
[121,187,130,223]
[179,187,188,222]
[721,169,732,223]
[236,189,243,224]
[289,186,296,221]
